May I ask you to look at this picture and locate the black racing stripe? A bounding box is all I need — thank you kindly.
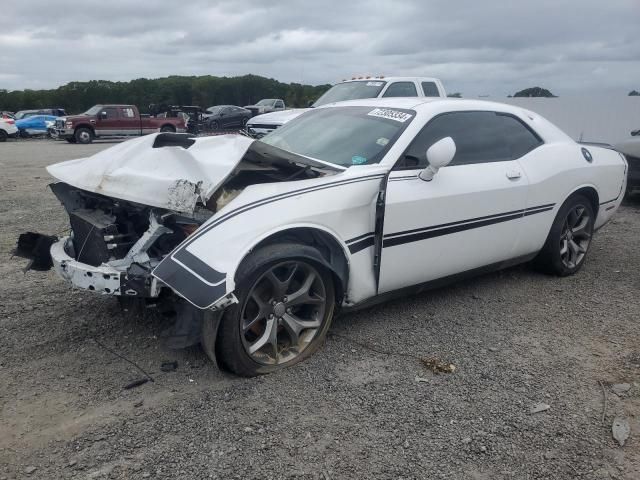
[153,257,226,309]
[523,205,554,216]
[383,211,524,248]
[348,236,375,254]
[172,248,226,285]
[382,204,555,249]
[180,173,386,249]
[384,203,555,241]
[384,207,526,240]
[346,232,375,244]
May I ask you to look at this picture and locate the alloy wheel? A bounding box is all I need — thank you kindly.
[559,205,592,269]
[240,261,327,365]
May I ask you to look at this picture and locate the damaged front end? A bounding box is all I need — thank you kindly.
[15,181,216,348]
[15,132,336,347]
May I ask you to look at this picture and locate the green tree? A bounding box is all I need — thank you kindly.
[0,75,332,114]
[513,87,556,98]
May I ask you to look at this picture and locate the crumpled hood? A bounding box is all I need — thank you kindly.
[247,108,310,126]
[46,133,254,213]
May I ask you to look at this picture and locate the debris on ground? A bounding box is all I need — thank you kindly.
[24,466,37,475]
[123,378,149,390]
[530,402,551,414]
[414,376,430,383]
[420,357,456,374]
[160,360,179,372]
[612,383,632,396]
[612,416,631,447]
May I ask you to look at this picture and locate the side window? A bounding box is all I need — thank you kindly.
[275,100,284,108]
[397,111,543,169]
[421,81,440,97]
[382,82,418,98]
[119,107,135,118]
[101,107,118,119]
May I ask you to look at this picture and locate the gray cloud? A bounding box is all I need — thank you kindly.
[1,0,639,96]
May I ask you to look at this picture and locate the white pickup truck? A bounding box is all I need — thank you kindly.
[246,76,447,138]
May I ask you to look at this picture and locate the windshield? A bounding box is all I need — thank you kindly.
[313,81,387,107]
[256,99,275,106]
[14,111,35,120]
[83,105,103,115]
[259,106,413,167]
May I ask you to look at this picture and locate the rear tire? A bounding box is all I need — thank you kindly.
[0,130,7,142]
[75,127,93,144]
[534,194,595,276]
[212,243,336,377]
[160,125,175,133]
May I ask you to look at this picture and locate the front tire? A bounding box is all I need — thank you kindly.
[75,127,93,144]
[160,125,175,133]
[534,194,595,276]
[212,243,336,376]
[0,130,7,142]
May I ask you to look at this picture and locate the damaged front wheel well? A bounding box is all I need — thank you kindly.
[245,227,349,304]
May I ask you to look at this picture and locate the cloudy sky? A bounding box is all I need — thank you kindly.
[1,0,639,96]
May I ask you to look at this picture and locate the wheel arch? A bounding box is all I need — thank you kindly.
[234,225,351,305]
[160,123,176,132]
[564,184,600,216]
[74,124,95,135]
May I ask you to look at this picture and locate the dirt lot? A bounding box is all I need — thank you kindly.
[1,138,639,479]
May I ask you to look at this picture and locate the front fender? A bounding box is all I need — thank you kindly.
[152,169,387,309]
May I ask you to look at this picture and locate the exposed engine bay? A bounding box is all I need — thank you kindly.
[16,134,331,299]
[15,134,333,347]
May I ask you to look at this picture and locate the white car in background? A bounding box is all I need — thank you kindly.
[246,76,447,138]
[0,118,18,141]
[18,98,627,377]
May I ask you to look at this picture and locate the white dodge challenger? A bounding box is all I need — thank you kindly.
[17,98,627,376]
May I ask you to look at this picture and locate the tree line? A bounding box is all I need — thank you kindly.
[0,75,332,114]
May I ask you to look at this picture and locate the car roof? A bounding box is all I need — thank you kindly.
[321,97,572,143]
[321,97,535,115]
[339,76,440,83]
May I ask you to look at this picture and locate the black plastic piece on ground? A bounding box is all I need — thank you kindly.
[123,378,149,390]
[14,232,58,271]
[160,361,179,372]
[164,300,205,349]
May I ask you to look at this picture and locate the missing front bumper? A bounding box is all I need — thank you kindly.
[50,237,160,297]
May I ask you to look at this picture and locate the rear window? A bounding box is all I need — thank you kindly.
[382,82,418,97]
[421,82,440,97]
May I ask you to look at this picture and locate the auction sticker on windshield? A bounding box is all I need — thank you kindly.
[367,108,413,123]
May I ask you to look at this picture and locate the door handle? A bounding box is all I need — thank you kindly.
[506,170,522,180]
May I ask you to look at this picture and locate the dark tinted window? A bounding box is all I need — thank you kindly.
[397,111,542,169]
[275,100,285,108]
[382,82,418,97]
[101,107,118,119]
[421,82,440,97]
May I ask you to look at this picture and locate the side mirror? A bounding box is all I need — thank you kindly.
[419,137,456,181]
[99,111,107,120]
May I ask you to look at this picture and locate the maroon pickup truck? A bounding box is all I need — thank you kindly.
[55,104,187,144]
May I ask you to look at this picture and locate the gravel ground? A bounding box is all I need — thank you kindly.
[1,139,639,479]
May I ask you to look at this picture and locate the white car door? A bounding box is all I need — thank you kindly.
[378,110,545,294]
